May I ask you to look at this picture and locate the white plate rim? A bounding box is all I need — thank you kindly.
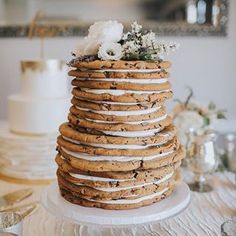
[41,182,190,227]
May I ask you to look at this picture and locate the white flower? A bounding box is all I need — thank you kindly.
[98,42,123,61]
[174,110,204,145]
[122,32,129,41]
[88,20,123,43]
[141,32,156,48]
[174,110,204,132]
[76,37,100,56]
[122,41,140,55]
[75,20,123,56]
[131,21,142,33]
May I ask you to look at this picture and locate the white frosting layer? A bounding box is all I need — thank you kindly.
[84,114,167,124]
[86,187,169,204]
[75,97,150,105]
[62,136,167,149]
[77,78,167,84]
[61,148,174,162]
[69,172,131,182]
[91,69,162,73]
[80,88,170,96]
[73,172,174,192]
[75,105,160,116]
[102,128,162,137]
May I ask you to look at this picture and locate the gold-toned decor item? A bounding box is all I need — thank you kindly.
[0,201,37,213]
[0,188,37,236]
[0,189,33,209]
[28,11,61,39]
[21,60,66,74]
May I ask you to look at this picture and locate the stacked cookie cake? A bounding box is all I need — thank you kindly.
[56,21,185,209]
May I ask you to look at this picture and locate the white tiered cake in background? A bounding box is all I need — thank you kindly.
[0,60,70,183]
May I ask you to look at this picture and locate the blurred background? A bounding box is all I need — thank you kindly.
[0,0,235,125]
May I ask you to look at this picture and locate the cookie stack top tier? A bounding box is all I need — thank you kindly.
[70,60,172,103]
[67,60,173,141]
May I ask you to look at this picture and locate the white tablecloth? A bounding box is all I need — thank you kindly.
[0,172,235,236]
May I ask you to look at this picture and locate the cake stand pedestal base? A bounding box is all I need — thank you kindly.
[41,182,190,226]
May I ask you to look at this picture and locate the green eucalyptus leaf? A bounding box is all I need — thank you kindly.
[123,53,139,61]
[208,102,216,110]
[217,111,226,119]
[139,53,152,61]
[203,116,210,126]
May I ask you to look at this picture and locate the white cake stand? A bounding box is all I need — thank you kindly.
[41,182,190,226]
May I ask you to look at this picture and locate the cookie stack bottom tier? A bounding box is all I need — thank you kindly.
[56,60,185,210]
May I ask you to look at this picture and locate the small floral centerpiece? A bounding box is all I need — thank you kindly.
[71,21,179,62]
[173,88,226,145]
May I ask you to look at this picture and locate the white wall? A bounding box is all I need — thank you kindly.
[0,0,236,120]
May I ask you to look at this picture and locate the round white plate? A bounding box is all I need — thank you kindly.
[41,182,190,226]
